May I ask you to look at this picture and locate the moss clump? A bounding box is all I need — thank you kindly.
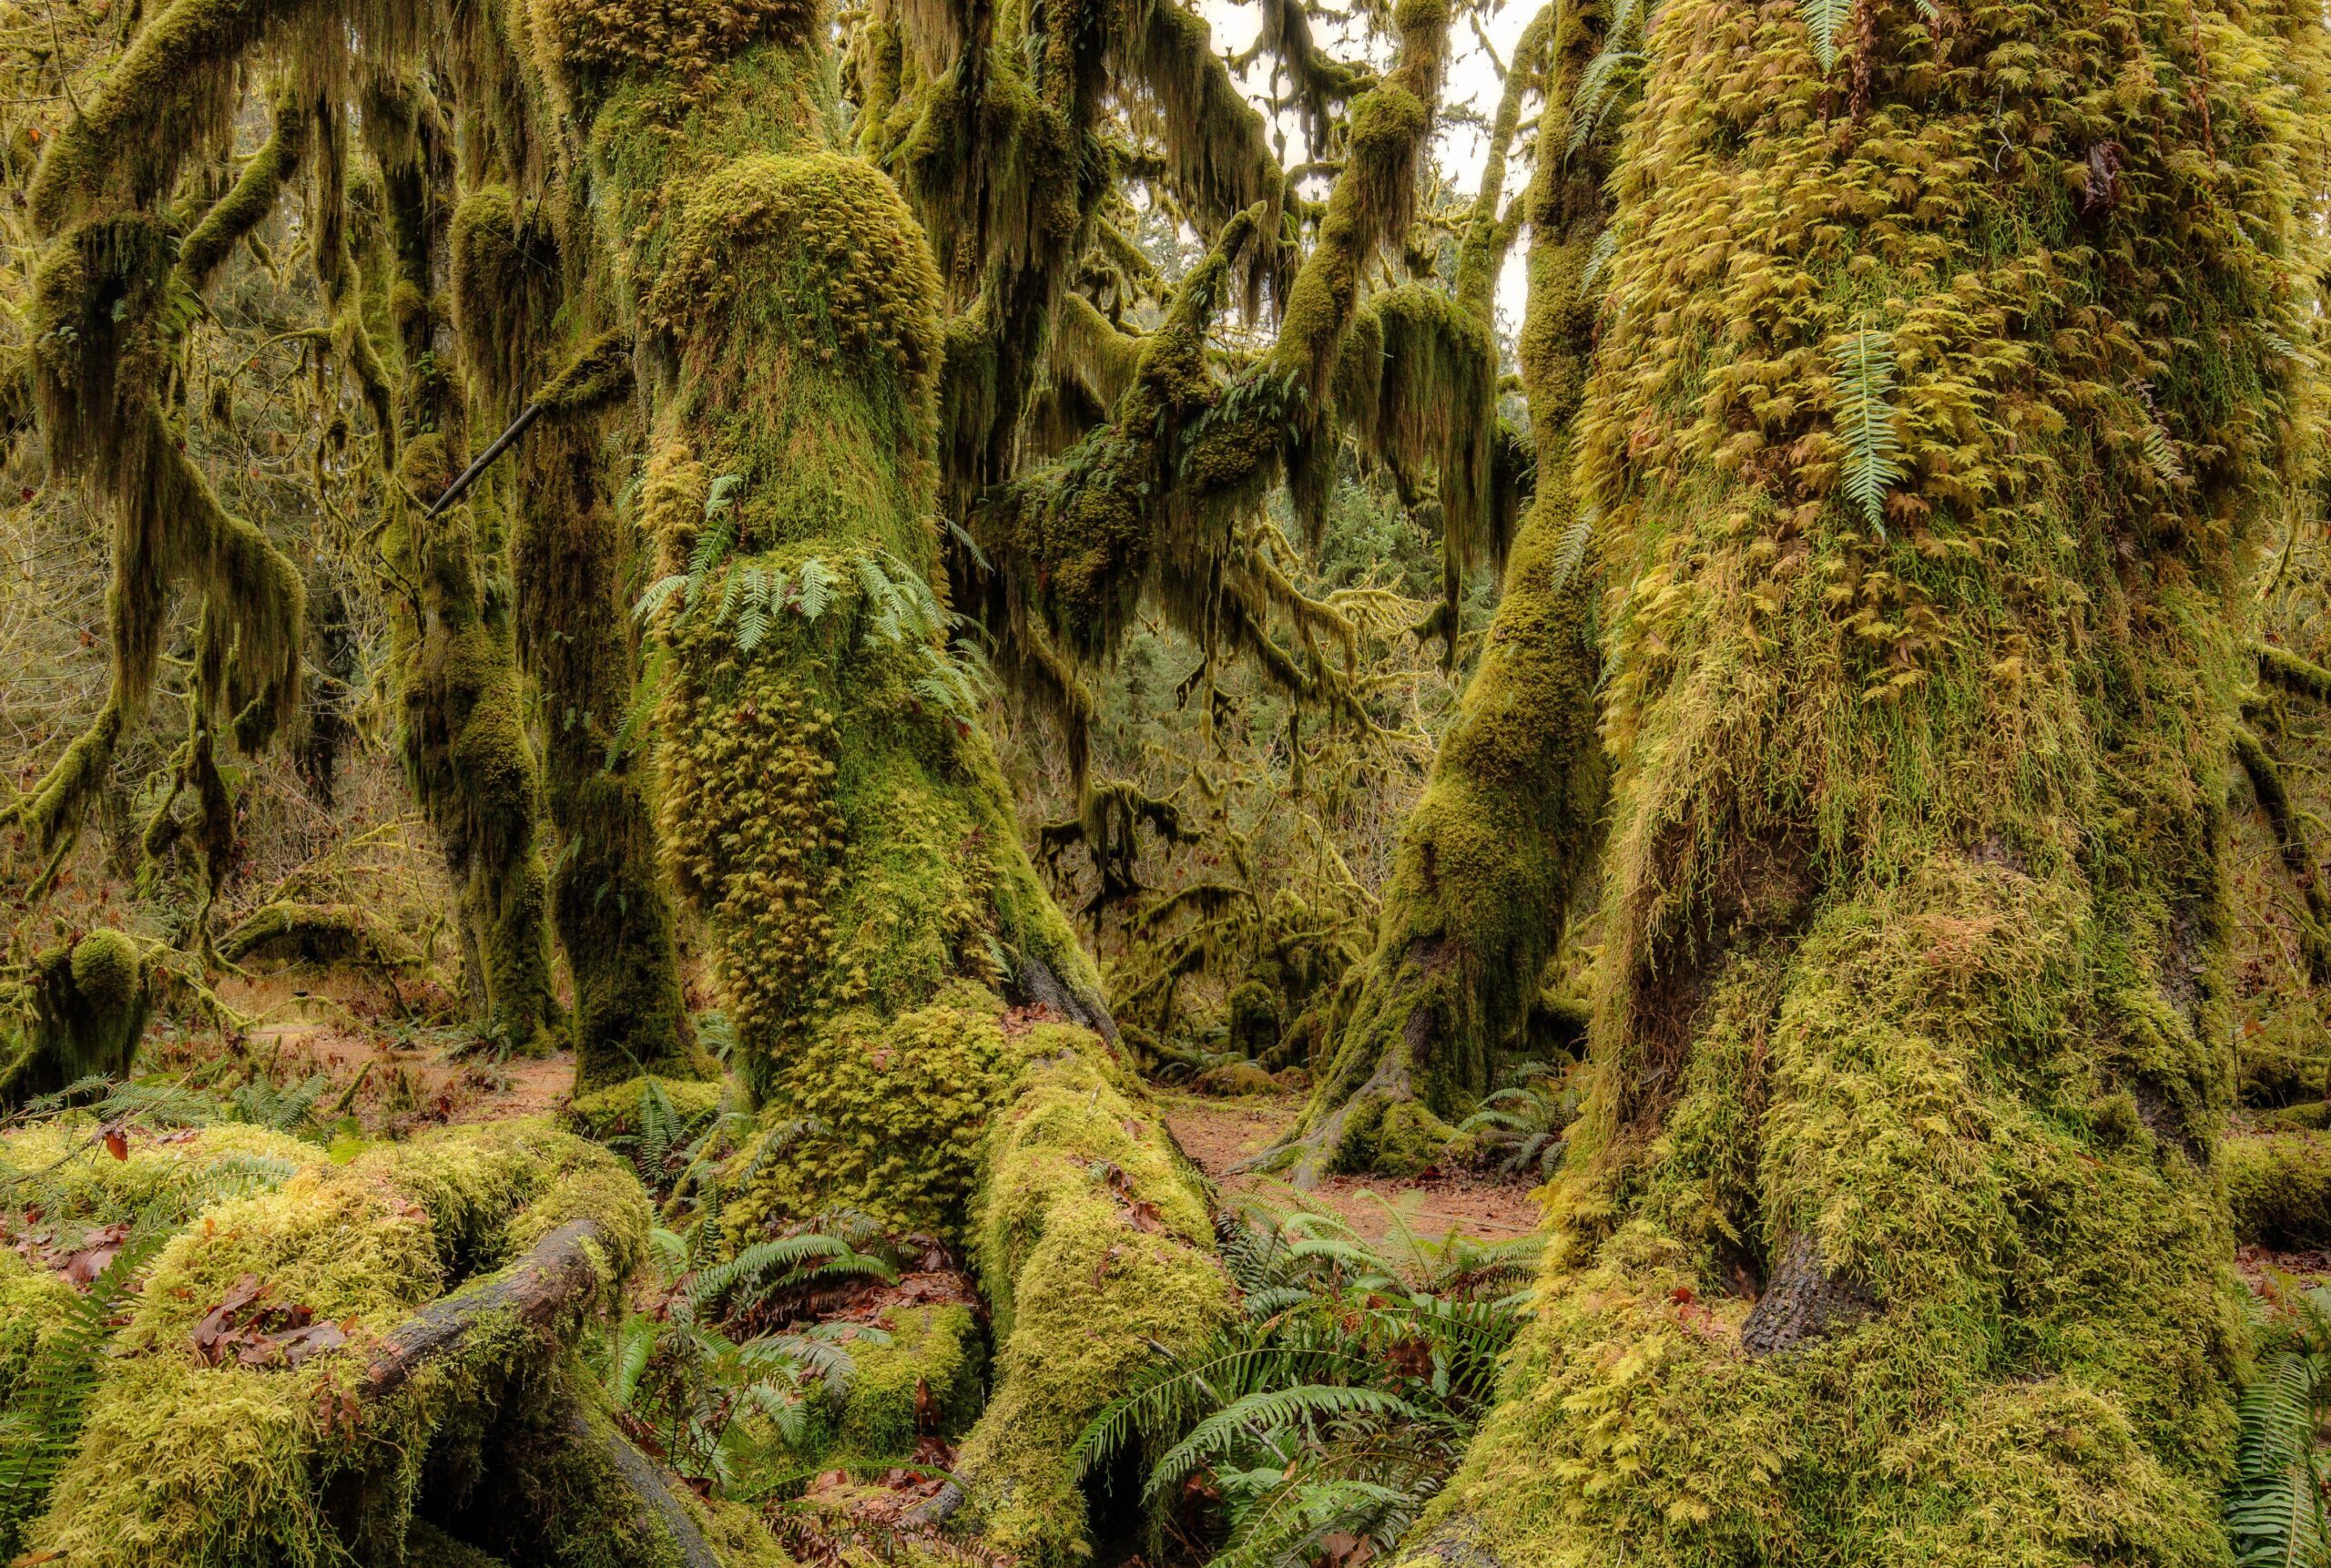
[568,1075,732,1143]
[841,1301,983,1459]
[2225,1130,2331,1249]
[3,931,151,1109]
[0,1121,321,1227]
[953,1024,1230,1565]
[729,988,1013,1238]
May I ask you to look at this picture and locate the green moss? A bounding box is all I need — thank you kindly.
[0,1121,321,1227]
[953,1024,1230,1566]
[13,1121,650,1564]
[841,1301,983,1459]
[2225,1130,2331,1249]
[568,1076,731,1142]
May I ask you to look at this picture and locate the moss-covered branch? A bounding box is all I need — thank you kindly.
[2257,639,2331,705]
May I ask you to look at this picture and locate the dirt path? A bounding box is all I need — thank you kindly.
[1161,1090,1544,1248]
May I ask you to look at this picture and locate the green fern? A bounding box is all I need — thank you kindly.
[1145,1385,1437,1502]
[1798,0,1854,70]
[0,1213,171,1550]
[1550,509,1595,590]
[1581,229,1621,292]
[2144,422,2183,486]
[2226,1286,2331,1568]
[1829,328,1906,536]
[796,557,836,621]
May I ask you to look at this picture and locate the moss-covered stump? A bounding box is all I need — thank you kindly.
[950,1023,1231,1565]
[0,1117,782,1566]
[2,930,150,1110]
[2225,1129,2331,1250]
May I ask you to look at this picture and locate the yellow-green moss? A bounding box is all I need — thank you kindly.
[568,1075,731,1142]
[2225,1129,2331,1249]
[18,1121,649,1564]
[953,1024,1230,1566]
[842,1301,983,1458]
[0,1122,322,1227]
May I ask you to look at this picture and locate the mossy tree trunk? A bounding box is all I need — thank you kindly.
[1400,2,2323,1563]
[1287,0,1611,1178]
[361,102,567,1059]
[449,178,709,1090]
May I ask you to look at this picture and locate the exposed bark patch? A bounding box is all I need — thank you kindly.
[2132,1078,2204,1166]
[1738,1232,1875,1356]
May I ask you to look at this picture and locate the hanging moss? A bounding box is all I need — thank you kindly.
[452,180,709,1090]
[1400,0,2325,1563]
[394,436,565,1056]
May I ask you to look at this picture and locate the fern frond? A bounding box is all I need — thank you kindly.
[2143,421,2183,486]
[1828,329,1906,537]
[634,574,687,625]
[1145,1386,1434,1502]
[797,557,836,621]
[0,1212,171,1542]
[1797,0,1854,71]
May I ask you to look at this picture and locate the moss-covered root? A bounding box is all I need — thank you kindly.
[2225,1129,2331,1250]
[11,1120,657,1564]
[950,1023,1231,1565]
[1,930,149,1110]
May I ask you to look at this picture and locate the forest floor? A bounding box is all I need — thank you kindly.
[1161,1089,1542,1248]
[138,971,1548,1253]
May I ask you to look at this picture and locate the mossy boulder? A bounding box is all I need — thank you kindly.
[1194,1059,1283,1097]
[567,1074,730,1143]
[0,1118,776,1565]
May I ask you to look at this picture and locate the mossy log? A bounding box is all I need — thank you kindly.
[1395,1,2325,1564]
[216,901,418,970]
[1,1117,780,1567]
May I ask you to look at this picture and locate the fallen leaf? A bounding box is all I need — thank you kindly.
[60,1222,132,1288]
[102,1126,128,1162]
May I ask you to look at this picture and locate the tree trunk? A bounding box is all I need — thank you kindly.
[1286,0,1610,1178]
[1403,1,2320,1562]
[361,100,567,1059]
[449,179,710,1091]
